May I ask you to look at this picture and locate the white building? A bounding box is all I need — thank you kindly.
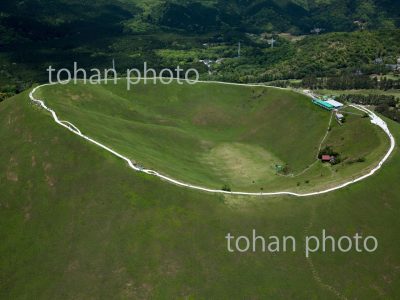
[336,113,344,120]
[325,99,344,109]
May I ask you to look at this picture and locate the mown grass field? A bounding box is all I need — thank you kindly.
[35,79,388,193]
[0,87,399,299]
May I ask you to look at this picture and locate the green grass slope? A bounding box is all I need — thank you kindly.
[37,80,388,193]
[0,90,399,298]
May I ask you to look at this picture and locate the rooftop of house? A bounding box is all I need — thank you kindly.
[326,99,344,108]
[313,98,335,109]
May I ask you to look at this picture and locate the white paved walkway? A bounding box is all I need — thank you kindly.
[29,81,396,197]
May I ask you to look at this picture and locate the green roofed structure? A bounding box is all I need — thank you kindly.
[312,98,335,110]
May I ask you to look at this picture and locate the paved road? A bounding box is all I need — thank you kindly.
[29,80,396,197]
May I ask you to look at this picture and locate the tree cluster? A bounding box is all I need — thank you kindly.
[302,76,400,90]
[337,94,400,123]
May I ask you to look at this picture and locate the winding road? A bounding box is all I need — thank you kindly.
[29,81,396,197]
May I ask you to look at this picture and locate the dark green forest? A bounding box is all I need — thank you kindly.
[0,0,399,100]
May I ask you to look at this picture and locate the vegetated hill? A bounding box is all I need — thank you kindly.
[0,0,138,45]
[114,0,400,34]
[0,0,399,100]
[36,80,388,192]
[1,85,400,298]
[0,0,398,42]
[252,30,400,80]
[156,29,400,82]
